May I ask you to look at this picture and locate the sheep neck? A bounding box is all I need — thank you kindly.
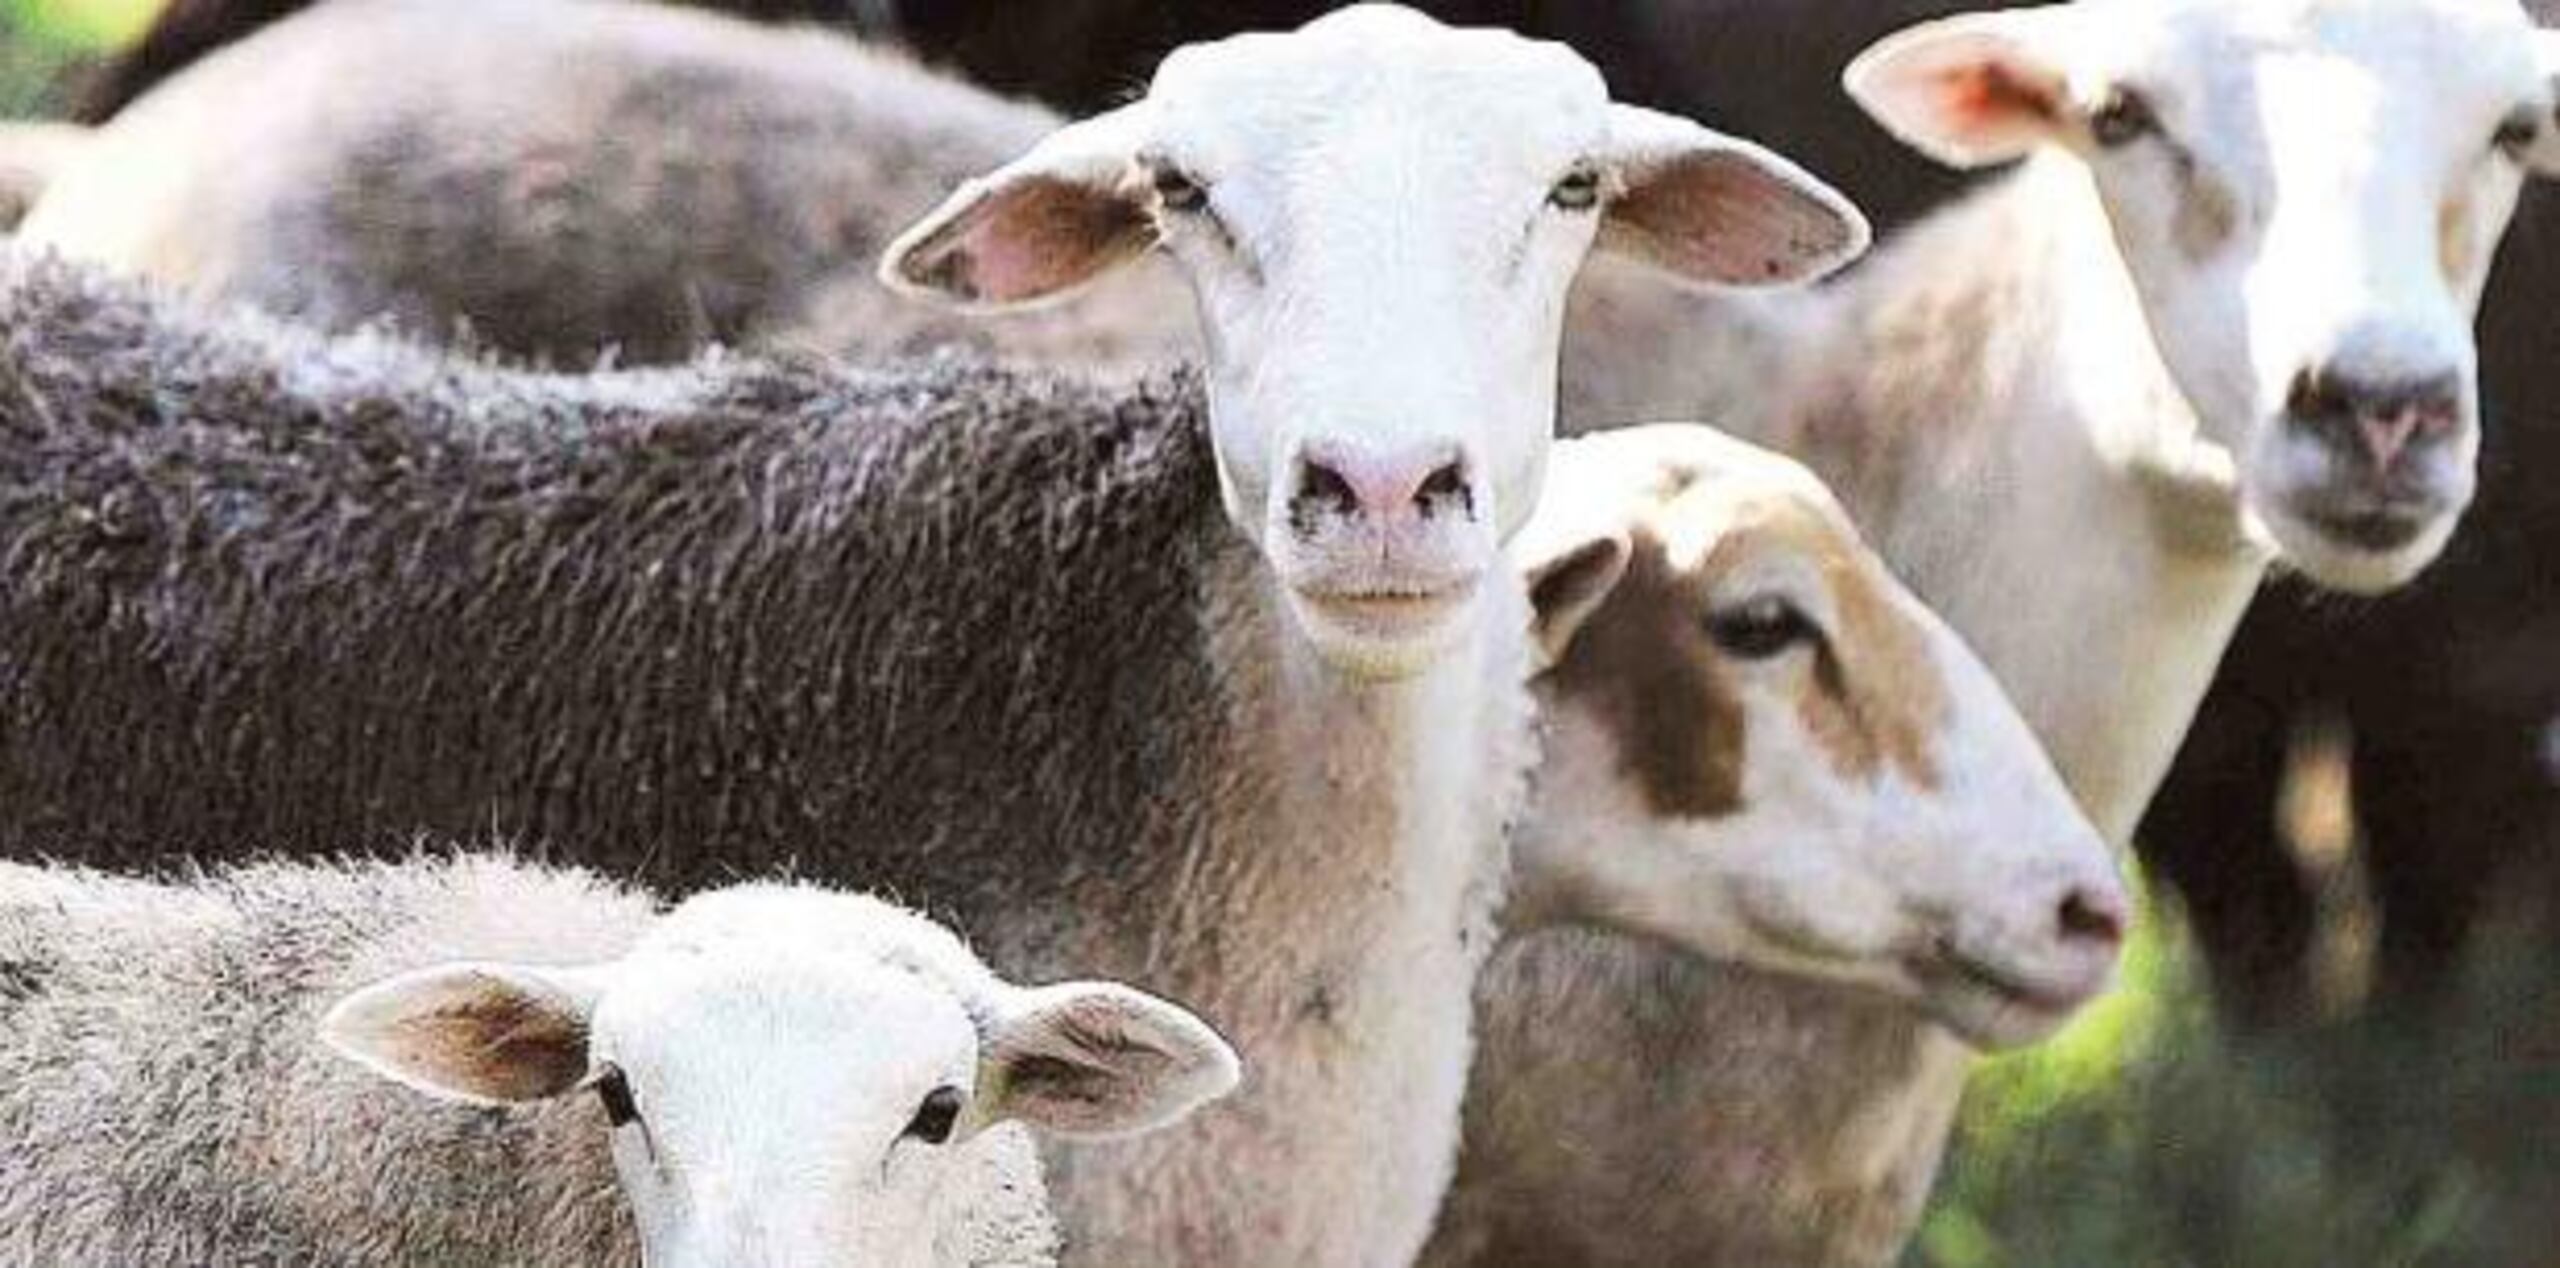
[1762,153,2270,840]
[1040,532,1532,1268]
[1452,152,2285,1268]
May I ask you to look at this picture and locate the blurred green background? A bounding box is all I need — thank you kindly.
[2,2,2553,1265]
[0,0,157,116]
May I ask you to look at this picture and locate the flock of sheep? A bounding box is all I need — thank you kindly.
[0,0,2550,1264]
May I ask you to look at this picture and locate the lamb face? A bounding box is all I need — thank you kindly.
[885,3,1869,680]
[1516,426,2125,1049]
[323,889,1239,1268]
[1849,0,2560,594]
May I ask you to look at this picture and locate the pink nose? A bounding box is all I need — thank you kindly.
[2285,367,2463,475]
[1289,442,1474,531]
[2355,403,2457,472]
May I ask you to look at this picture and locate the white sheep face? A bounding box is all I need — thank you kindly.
[885,3,1868,681]
[322,889,1240,1268]
[1850,0,2560,594]
[1515,428,2126,1050]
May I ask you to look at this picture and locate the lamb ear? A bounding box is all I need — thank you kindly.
[321,962,606,1107]
[1845,8,2076,170]
[880,102,1159,311]
[1516,523,1631,670]
[1597,106,1871,288]
[978,982,1240,1139]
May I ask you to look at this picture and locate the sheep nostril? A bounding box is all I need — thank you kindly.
[1415,461,1473,520]
[1288,460,1362,535]
[2057,887,2127,947]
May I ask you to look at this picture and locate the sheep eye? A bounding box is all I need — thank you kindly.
[1549,167,1603,212]
[1152,167,1209,214]
[904,1086,965,1145]
[2492,109,2543,158]
[590,1065,641,1129]
[2088,88,2160,149]
[1704,597,1821,661]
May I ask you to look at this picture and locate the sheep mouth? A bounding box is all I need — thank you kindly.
[2296,505,2433,553]
[1903,945,2100,1049]
[1290,578,1481,641]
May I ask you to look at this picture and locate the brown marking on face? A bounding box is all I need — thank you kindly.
[1716,498,1947,791]
[1543,530,1747,820]
[1543,465,1955,822]
[1543,461,1954,820]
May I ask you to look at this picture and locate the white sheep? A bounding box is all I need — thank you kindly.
[0,248,2131,1266]
[0,6,1873,1264]
[1449,1,2560,1264]
[0,855,1238,1266]
[7,0,1196,372]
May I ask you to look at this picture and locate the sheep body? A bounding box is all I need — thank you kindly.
[0,249,1531,1267]
[19,0,1194,371]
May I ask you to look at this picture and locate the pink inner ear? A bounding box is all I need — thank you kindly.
[946,176,1150,305]
[1607,151,1857,285]
[1939,61,2061,133]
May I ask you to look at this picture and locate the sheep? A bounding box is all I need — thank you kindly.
[1430,2,2560,1264]
[3,3,2165,1262]
[1498,423,2125,1049]
[0,852,1240,1266]
[16,0,1197,372]
[66,0,903,124]
[0,246,2134,1264]
[0,9,1868,1257]
[5,0,1948,382]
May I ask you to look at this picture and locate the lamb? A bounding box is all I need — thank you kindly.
[0,9,1870,1260]
[14,0,1197,371]
[0,853,1240,1266]
[1431,2,2560,1264]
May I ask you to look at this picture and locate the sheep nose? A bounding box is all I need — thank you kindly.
[1288,442,1475,534]
[2284,366,2463,475]
[2055,883,2128,949]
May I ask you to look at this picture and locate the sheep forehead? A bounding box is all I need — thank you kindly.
[1573,425,1849,542]
[1649,487,1865,619]
[2086,0,2539,106]
[1145,7,1608,186]
[597,954,980,1150]
[645,886,998,997]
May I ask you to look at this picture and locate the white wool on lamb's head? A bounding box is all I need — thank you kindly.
[1848,0,2560,594]
[321,887,1239,1268]
[884,3,1868,681]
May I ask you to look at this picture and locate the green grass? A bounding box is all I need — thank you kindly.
[7,0,159,50]
[1913,886,2558,1268]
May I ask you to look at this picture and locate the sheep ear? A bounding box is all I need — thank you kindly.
[1516,522,1631,670]
[881,102,1158,311]
[1596,106,1871,289]
[1845,8,2075,170]
[978,982,1240,1139]
[321,963,606,1107]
